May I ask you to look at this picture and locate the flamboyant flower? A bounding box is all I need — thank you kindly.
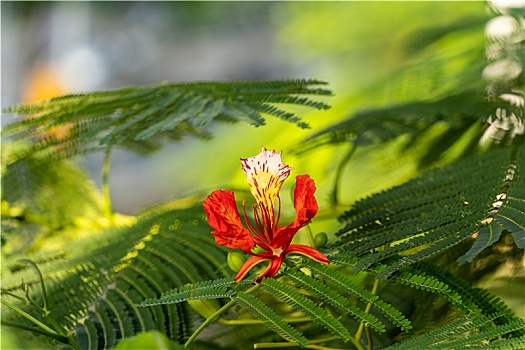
[203,147,329,282]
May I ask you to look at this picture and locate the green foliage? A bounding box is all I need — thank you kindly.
[135,259,411,346]
[414,262,519,322]
[3,79,331,163]
[298,92,499,158]
[283,268,385,333]
[458,220,503,265]
[1,203,230,349]
[1,156,104,253]
[3,142,523,349]
[298,91,522,172]
[138,278,235,307]
[384,313,525,350]
[293,6,523,205]
[233,292,309,347]
[260,277,353,341]
[302,260,412,332]
[331,249,524,347]
[333,146,523,279]
[492,146,525,249]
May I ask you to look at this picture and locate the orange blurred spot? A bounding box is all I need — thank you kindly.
[22,63,67,103]
[22,63,73,142]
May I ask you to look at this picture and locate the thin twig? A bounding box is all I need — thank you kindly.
[102,147,113,218]
[355,278,380,341]
[184,283,261,347]
[219,316,311,325]
[1,320,69,344]
[1,298,56,335]
[254,335,364,350]
[365,324,373,350]
[331,144,357,206]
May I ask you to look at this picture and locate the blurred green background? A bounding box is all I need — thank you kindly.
[2,1,490,214]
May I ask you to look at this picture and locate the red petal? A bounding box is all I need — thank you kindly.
[272,175,318,248]
[285,244,330,264]
[256,256,284,282]
[203,190,254,253]
[234,255,268,282]
[293,175,319,224]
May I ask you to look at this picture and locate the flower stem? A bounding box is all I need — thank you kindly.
[184,284,261,347]
[102,147,113,218]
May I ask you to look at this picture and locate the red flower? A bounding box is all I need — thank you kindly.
[203,148,329,282]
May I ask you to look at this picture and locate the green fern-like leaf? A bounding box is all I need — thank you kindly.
[421,264,519,321]
[260,277,353,341]
[283,268,386,333]
[431,318,525,349]
[75,317,100,350]
[232,291,309,347]
[385,313,498,349]
[334,146,515,279]
[334,251,522,332]
[458,220,503,265]
[493,146,525,249]
[137,278,235,307]
[1,201,230,348]
[384,313,524,350]
[331,254,462,306]
[299,93,494,152]
[302,260,412,332]
[3,79,331,162]
[464,335,525,349]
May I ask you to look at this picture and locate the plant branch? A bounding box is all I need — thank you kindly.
[1,288,27,302]
[1,320,70,344]
[18,260,49,312]
[1,298,56,335]
[219,316,311,326]
[355,278,380,341]
[184,283,261,347]
[331,143,357,206]
[102,147,113,218]
[254,335,364,350]
[17,260,68,336]
[365,325,373,350]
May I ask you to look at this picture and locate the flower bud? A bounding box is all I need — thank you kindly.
[313,232,328,248]
[227,252,246,272]
[187,298,221,319]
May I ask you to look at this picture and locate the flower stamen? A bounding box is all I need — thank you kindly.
[274,196,282,231]
[242,201,260,237]
[252,205,265,236]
